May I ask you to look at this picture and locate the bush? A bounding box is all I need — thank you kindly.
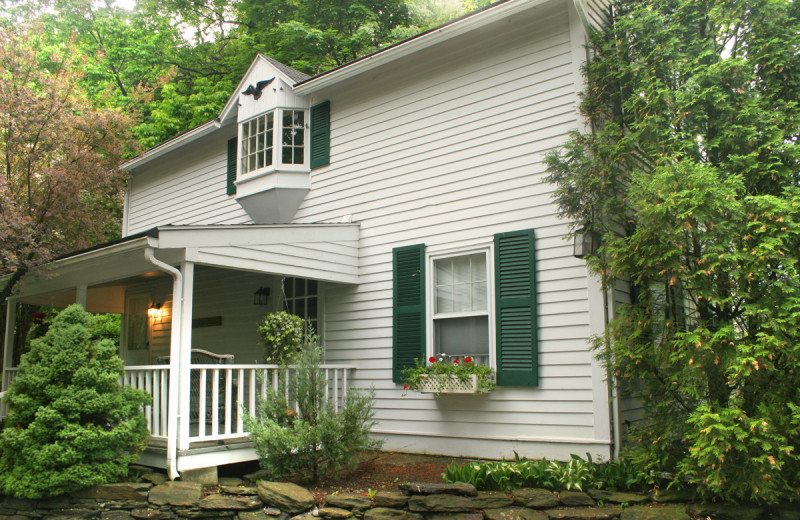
[443,453,652,492]
[258,311,305,364]
[0,304,150,499]
[243,336,381,483]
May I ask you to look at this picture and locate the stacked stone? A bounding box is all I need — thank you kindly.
[0,479,789,519]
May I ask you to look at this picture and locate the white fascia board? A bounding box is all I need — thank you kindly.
[156,224,360,249]
[55,236,159,268]
[294,0,549,95]
[121,120,221,171]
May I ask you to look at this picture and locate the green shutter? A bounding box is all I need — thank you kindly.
[392,244,426,383]
[226,137,237,195]
[494,229,538,387]
[310,101,330,169]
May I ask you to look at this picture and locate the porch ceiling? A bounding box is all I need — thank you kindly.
[13,223,360,302]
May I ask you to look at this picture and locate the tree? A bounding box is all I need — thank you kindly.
[545,0,800,503]
[0,305,150,499]
[0,24,134,303]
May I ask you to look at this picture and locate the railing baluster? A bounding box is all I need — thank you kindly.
[333,369,339,413]
[249,369,256,419]
[236,368,244,433]
[225,368,232,435]
[152,370,160,436]
[211,368,220,437]
[198,369,207,439]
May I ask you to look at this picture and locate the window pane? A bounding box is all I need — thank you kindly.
[249,136,257,154]
[453,283,471,312]
[248,155,256,171]
[257,116,265,133]
[294,146,303,164]
[472,255,487,281]
[473,281,488,311]
[435,260,452,285]
[453,256,471,283]
[436,285,453,313]
[256,152,264,169]
[283,110,292,127]
[435,316,489,356]
[282,146,292,163]
[284,278,295,298]
[257,133,264,151]
[294,111,304,126]
[307,297,317,320]
[307,279,318,295]
[295,128,304,144]
[283,129,293,146]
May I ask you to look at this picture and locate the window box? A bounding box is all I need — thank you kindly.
[417,374,481,394]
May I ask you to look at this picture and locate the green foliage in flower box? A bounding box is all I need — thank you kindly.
[402,354,495,396]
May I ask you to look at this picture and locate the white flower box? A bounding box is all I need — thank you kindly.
[417,374,480,394]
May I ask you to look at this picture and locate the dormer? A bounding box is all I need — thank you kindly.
[220,55,329,223]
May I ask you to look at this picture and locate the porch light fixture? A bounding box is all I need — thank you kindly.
[573,227,600,259]
[147,303,163,319]
[253,286,270,305]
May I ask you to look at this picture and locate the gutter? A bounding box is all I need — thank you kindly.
[144,248,183,480]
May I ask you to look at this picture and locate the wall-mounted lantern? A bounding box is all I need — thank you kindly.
[147,303,163,319]
[253,286,270,305]
[573,227,600,259]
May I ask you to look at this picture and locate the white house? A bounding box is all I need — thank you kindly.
[0,0,622,479]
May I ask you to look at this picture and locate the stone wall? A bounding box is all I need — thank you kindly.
[0,480,797,520]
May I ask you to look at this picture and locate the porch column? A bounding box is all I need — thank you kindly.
[2,299,16,389]
[178,261,194,451]
[76,285,88,309]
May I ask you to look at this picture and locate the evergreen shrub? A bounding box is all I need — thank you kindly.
[243,335,381,483]
[0,304,150,499]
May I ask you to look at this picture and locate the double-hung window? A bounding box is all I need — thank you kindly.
[392,229,539,387]
[431,251,491,366]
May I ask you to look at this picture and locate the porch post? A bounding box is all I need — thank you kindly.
[177,261,194,451]
[76,285,88,309]
[2,299,16,388]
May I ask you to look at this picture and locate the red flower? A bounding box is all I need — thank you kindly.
[403,384,409,389]
[429,356,436,363]
[453,358,460,364]
[464,357,472,363]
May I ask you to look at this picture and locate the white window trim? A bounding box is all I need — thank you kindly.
[425,245,496,368]
[237,106,311,181]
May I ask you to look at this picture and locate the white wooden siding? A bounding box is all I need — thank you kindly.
[126,132,250,235]
[295,3,607,460]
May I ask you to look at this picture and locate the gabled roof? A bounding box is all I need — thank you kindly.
[123,0,594,171]
[263,55,310,84]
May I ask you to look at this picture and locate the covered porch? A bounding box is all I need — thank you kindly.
[0,224,360,478]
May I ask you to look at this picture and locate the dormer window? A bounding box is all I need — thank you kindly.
[239,108,308,176]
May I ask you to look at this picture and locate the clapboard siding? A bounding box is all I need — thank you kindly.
[127,130,250,235]
[292,3,606,459]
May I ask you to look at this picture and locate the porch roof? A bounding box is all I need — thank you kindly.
[13,223,360,304]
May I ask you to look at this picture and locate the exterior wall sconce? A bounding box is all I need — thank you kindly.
[573,227,600,259]
[253,286,270,305]
[147,303,163,319]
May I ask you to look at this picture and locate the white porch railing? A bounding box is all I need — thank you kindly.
[0,367,19,418]
[188,364,355,443]
[3,364,355,445]
[122,366,170,440]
